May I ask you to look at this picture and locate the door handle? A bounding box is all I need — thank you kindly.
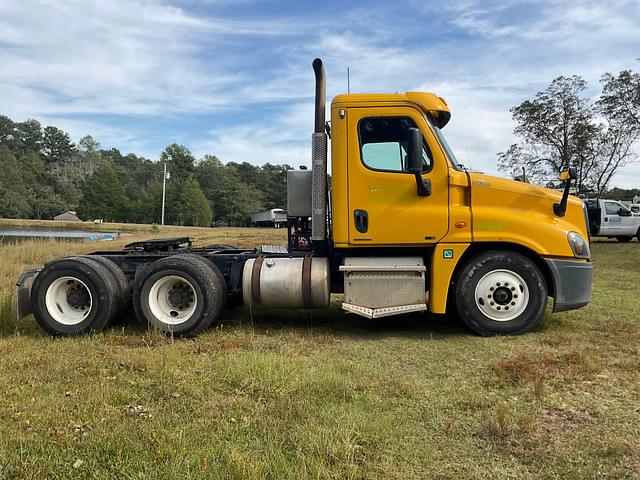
[354,209,368,233]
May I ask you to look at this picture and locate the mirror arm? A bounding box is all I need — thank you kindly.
[414,174,431,197]
[553,179,571,217]
[553,167,576,217]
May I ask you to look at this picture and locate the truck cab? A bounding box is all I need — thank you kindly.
[318,87,592,328]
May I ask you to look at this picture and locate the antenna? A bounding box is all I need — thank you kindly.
[347,66,350,93]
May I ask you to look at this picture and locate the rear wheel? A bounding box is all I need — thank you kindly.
[616,236,633,242]
[133,254,226,336]
[69,256,130,316]
[454,251,547,336]
[30,258,120,335]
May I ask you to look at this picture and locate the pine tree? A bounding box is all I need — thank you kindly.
[43,126,75,165]
[78,162,129,221]
[178,177,212,227]
[0,146,32,218]
[197,156,264,225]
[160,144,196,182]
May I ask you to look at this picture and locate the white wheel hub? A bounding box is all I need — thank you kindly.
[45,276,93,326]
[147,275,198,325]
[474,269,529,322]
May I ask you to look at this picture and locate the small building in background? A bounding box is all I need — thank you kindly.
[54,211,81,222]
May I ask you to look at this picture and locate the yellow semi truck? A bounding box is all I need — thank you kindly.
[16,59,593,337]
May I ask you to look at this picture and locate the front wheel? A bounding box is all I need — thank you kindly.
[454,251,547,336]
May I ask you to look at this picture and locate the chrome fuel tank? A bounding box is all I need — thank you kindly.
[242,257,330,309]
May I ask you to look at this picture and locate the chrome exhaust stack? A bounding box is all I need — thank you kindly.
[311,58,327,241]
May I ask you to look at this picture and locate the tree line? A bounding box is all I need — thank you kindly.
[498,67,640,197]
[0,118,290,226]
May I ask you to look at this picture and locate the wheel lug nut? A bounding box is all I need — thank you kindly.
[490,302,495,306]
[505,306,509,310]
[496,282,501,286]
[511,287,515,291]
[514,294,518,298]
[490,287,494,291]
[497,306,501,310]
[511,301,516,306]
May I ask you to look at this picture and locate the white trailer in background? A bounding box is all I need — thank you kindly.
[251,208,287,228]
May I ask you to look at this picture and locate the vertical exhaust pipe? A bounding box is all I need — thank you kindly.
[311,58,327,241]
[313,58,326,134]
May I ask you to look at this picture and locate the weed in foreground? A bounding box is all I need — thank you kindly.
[0,295,17,336]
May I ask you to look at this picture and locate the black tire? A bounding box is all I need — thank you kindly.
[133,254,226,336]
[616,236,633,242]
[454,251,547,336]
[30,257,120,335]
[180,254,227,311]
[69,256,130,315]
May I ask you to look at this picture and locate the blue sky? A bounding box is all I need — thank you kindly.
[1,0,639,186]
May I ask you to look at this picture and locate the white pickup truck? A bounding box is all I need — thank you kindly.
[586,199,640,242]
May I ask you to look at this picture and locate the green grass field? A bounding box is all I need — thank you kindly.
[0,222,639,479]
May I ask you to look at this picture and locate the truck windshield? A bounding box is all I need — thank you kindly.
[427,115,463,170]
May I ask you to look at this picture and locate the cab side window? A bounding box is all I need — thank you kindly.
[359,117,432,173]
[605,202,621,215]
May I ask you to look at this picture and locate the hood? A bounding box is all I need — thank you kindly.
[468,172,588,258]
[469,172,583,209]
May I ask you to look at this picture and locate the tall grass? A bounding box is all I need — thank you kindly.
[0,295,16,336]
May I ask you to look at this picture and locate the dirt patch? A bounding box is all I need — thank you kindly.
[494,350,601,385]
[538,405,596,435]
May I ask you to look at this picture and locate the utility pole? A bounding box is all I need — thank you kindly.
[161,162,170,225]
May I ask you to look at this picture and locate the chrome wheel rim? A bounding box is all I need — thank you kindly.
[474,269,529,322]
[147,275,198,325]
[45,276,93,325]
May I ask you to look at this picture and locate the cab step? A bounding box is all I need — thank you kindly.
[339,257,427,319]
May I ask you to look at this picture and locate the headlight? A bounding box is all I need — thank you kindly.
[568,232,590,259]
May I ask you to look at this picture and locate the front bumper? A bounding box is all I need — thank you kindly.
[16,268,41,320]
[545,258,593,312]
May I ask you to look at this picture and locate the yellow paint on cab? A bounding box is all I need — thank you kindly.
[430,243,470,313]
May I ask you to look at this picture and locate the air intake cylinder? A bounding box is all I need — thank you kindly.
[311,58,327,241]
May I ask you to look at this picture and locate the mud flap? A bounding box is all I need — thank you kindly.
[16,268,41,320]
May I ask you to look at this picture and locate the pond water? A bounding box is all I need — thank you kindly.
[0,226,118,242]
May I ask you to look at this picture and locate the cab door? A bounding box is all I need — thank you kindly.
[347,106,449,245]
